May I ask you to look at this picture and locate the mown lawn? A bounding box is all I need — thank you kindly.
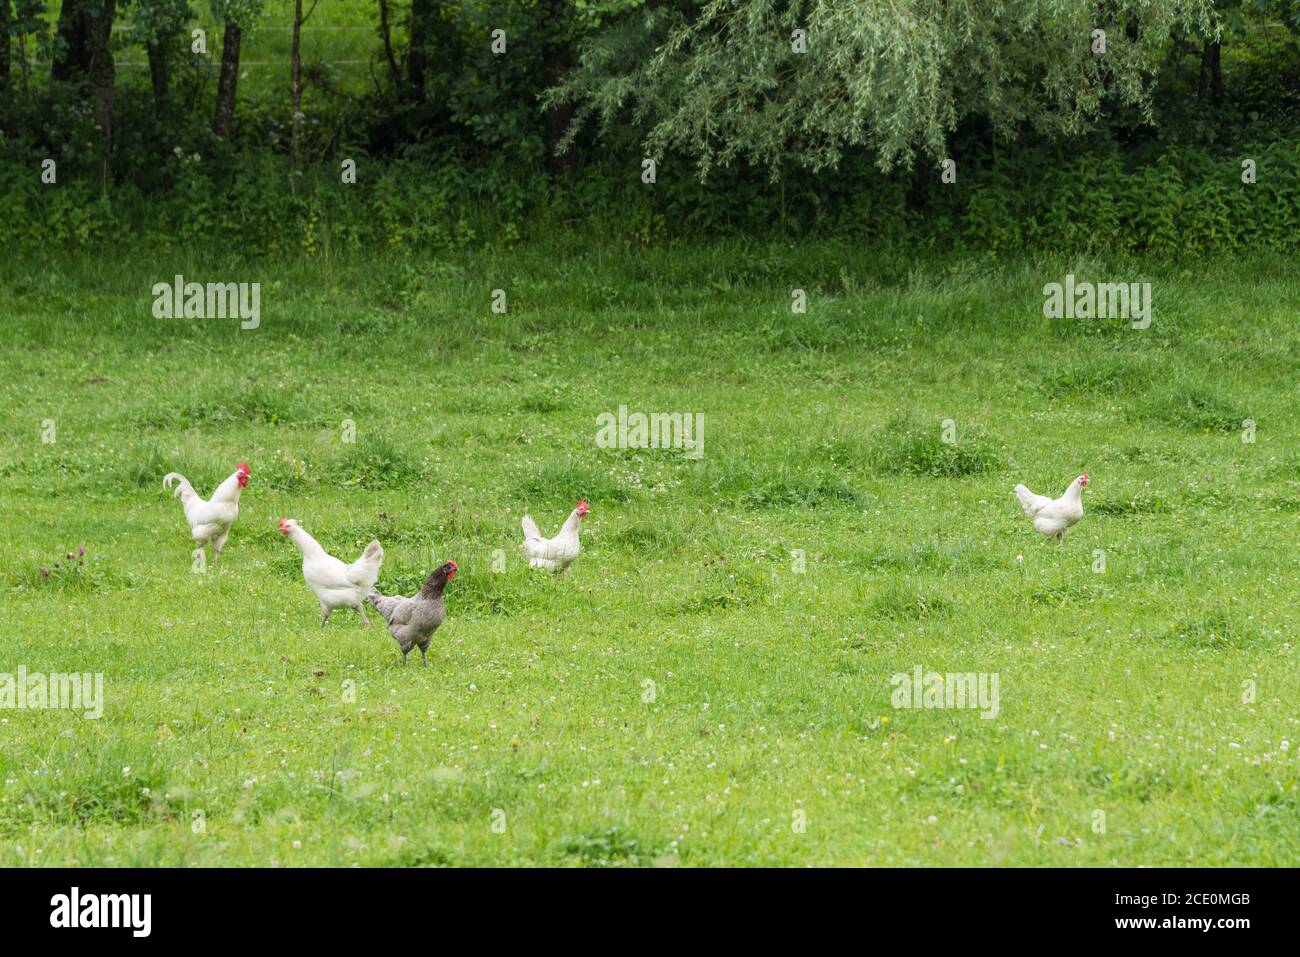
[0,245,1297,866]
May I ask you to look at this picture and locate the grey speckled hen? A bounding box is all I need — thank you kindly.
[367,561,457,666]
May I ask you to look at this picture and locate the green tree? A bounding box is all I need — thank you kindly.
[52,0,91,82]
[86,0,115,182]
[0,0,10,93]
[133,0,192,113]
[407,0,434,101]
[551,0,1217,176]
[291,0,321,166]
[5,1,48,94]
[211,0,264,135]
[50,0,117,189]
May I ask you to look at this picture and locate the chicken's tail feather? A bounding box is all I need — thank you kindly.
[1014,484,1040,516]
[365,588,388,625]
[521,514,542,542]
[347,541,385,590]
[163,472,196,502]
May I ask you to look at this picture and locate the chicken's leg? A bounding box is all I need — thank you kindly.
[358,605,371,627]
[320,604,331,627]
[419,646,428,667]
[212,528,230,565]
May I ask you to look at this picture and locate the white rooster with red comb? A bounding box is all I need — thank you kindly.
[162,461,250,564]
[1014,474,1088,542]
[521,500,589,574]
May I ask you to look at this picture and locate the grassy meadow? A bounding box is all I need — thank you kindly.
[0,245,1297,866]
[114,1,381,96]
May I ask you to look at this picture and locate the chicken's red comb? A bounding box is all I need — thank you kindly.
[236,462,250,475]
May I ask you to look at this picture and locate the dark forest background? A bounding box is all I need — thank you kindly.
[1,0,1298,255]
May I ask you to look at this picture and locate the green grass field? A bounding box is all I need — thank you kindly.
[0,245,1297,866]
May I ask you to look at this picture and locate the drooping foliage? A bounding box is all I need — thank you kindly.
[550,0,1223,175]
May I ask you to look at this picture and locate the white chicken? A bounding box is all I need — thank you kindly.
[1014,474,1088,541]
[163,462,250,564]
[521,500,589,573]
[278,518,384,625]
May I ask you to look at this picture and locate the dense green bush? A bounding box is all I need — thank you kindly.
[2,127,1296,255]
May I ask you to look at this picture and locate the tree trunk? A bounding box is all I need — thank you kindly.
[1198,39,1224,107]
[18,30,28,94]
[52,0,92,84]
[542,0,576,179]
[377,0,401,91]
[86,0,116,192]
[1208,40,1224,107]
[407,0,431,102]
[146,39,169,113]
[0,0,11,95]
[291,0,303,166]
[213,21,242,136]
